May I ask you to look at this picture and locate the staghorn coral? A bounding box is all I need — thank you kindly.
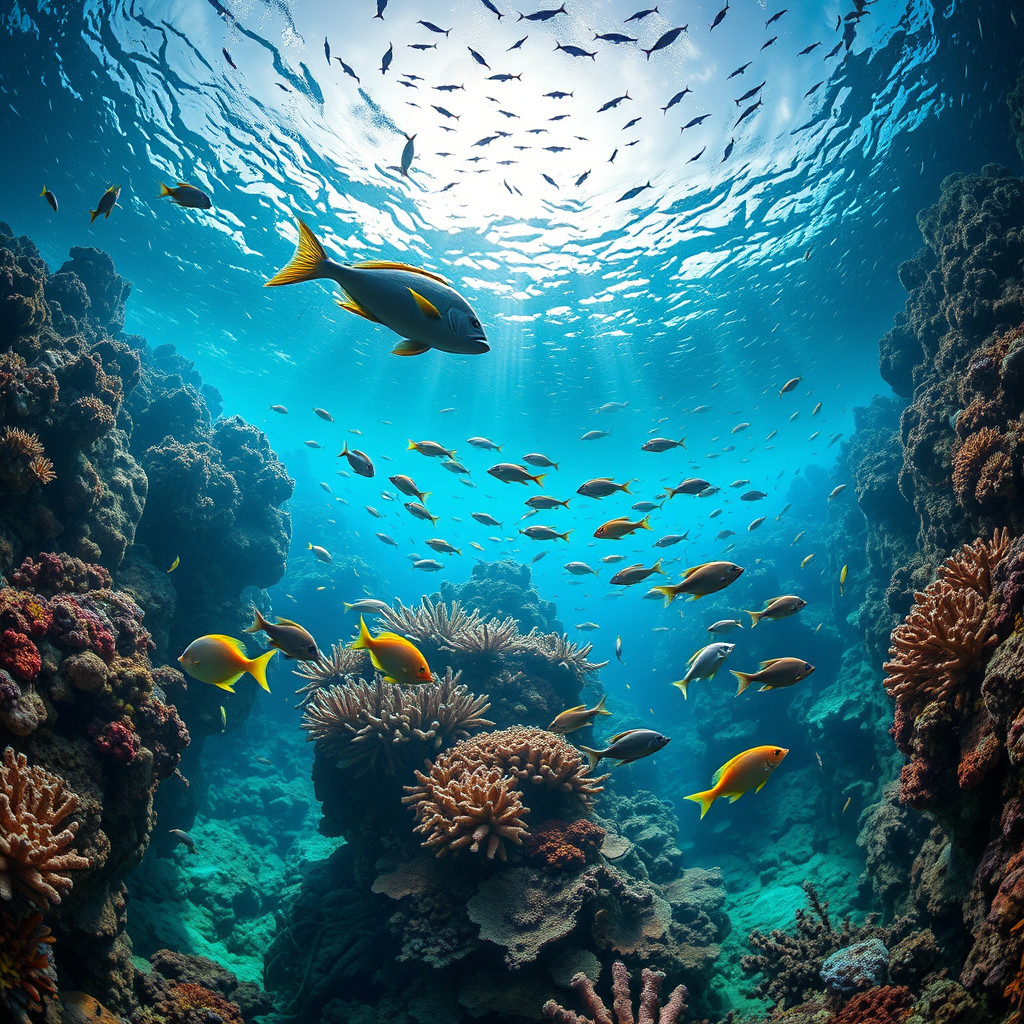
[0,747,92,907]
[883,528,1009,711]
[543,960,688,1024]
[301,669,493,775]
[0,909,57,1024]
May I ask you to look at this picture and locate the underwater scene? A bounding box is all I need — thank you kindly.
[2,0,1024,1021]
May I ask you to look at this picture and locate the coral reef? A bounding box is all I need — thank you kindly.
[542,960,688,1024]
[0,909,57,1024]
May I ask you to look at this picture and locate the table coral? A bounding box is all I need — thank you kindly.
[0,909,57,1024]
[0,747,92,907]
[543,959,688,1024]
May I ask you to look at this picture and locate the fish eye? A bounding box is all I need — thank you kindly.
[470,317,481,329]
[773,748,782,756]
[804,663,812,672]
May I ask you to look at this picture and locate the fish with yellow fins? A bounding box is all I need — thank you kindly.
[744,595,806,626]
[547,695,611,734]
[89,185,120,223]
[159,181,212,209]
[579,728,670,770]
[686,745,789,818]
[266,219,489,357]
[243,607,320,660]
[177,635,277,693]
[840,564,848,596]
[593,514,651,539]
[350,616,431,685]
[732,657,815,695]
[653,561,744,604]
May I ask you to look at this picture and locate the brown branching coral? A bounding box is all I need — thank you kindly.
[0,427,55,492]
[883,527,1009,710]
[292,641,368,704]
[378,596,486,646]
[300,669,493,774]
[0,747,92,908]
[543,960,688,1024]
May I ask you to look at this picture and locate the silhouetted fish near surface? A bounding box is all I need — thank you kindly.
[662,87,691,113]
[681,114,711,131]
[642,26,687,60]
[710,3,729,30]
[735,81,766,104]
[555,42,597,58]
[598,91,631,112]
[380,43,393,73]
[798,41,821,54]
[728,62,751,78]
[765,8,787,27]
[374,0,388,18]
[519,4,566,21]
[468,47,490,68]
[617,181,652,202]
[222,47,237,68]
[595,32,637,43]
[480,0,503,17]
[507,36,527,50]
[418,20,450,34]
[625,6,659,21]
[334,56,359,82]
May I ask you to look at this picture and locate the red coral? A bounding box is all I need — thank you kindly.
[0,588,52,639]
[899,758,941,809]
[957,719,1002,790]
[833,985,913,1024]
[48,595,116,661]
[0,630,41,682]
[10,552,111,596]
[91,719,141,765]
[524,818,606,872]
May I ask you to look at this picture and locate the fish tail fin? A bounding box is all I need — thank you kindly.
[533,473,547,487]
[159,182,172,197]
[265,219,333,287]
[89,208,99,224]
[343,602,354,612]
[653,557,664,575]
[731,669,755,696]
[671,678,689,700]
[560,530,573,542]
[407,440,418,451]
[429,512,439,526]
[351,616,372,651]
[639,514,652,530]
[654,585,676,606]
[579,746,602,771]
[40,185,47,196]
[248,649,277,692]
[745,609,762,627]
[595,694,611,715]
[621,480,632,494]
[420,491,431,505]
[339,442,350,457]
[243,605,267,634]
[679,437,686,447]
[495,444,503,452]
[685,790,715,819]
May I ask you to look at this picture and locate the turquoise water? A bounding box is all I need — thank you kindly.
[2,0,1023,1016]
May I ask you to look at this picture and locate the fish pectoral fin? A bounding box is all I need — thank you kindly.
[336,298,382,323]
[727,793,744,803]
[408,288,442,319]
[353,260,451,286]
[754,779,768,792]
[392,339,431,356]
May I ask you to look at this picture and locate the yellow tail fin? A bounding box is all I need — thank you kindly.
[622,480,632,494]
[654,585,677,606]
[559,530,573,542]
[671,678,690,700]
[578,745,602,771]
[159,182,172,197]
[732,669,755,696]
[247,649,277,692]
[40,186,47,196]
[532,472,547,487]
[595,694,611,715]
[89,209,99,224]
[638,514,651,530]
[420,491,432,505]
[685,790,716,819]
[745,609,763,627]
[265,219,330,287]
[351,615,372,651]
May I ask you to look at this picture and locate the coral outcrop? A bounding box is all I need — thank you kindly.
[542,959,688,1024]
[0,909,57,1024]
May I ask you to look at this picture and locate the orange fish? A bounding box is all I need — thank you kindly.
[685,745,789,819]
[594,514,651,539]
[350,615,431,685]
[177,635,276,693]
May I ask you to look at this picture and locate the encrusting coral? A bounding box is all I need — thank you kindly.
[0,747,91,907]
[300,668,494,774]
[0,909,57,1024]
[542,960,688,1024]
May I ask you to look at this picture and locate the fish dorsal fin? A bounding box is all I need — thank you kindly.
[208,634,245,653]
[608,729,639,743]
[336,298,381,323]
[687,647,702,665]
[175,181,196,188]
[352,260,451,286]
[759,658,783,669]
[562,704,586,714]
[376,630,409,644]
[683,563,708,578]
[409,288,442,319]
[275,616,300,628]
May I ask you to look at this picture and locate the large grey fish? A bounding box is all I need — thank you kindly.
[672,642,735,699]
[580,728,670,769]
[745,595,806,627]
[244,607,320,660]
[609,559,664,586]
[266,220,488,356]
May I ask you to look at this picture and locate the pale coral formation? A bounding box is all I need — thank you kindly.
[292,640,368,704]
[0,747,91,908]
[542,960,688,1024]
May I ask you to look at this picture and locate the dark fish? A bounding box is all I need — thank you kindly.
[518,4,566,21]
[687,146,705,162]
[480,0,504,17]
[594,32,637,43]
[473,135,499,146]
[168,829,195,853]
[642,25,686,60]
[432,105,459,119]
[622,116,641,130]
[625,6,659,21]
[608,147,618,162]
[542,173,558,187]
[549,113,569,121]
[798,41,821,54]
[275,83,290,91]
[418,20,450,34]
[734,100,762,127]
[543,145,569,152]
[40,186,58,212]
[804,80,824,98]
[615,635,622,661]
[574,169,591,186]
[722,137,734,161]
[710,3,729,31]
[488,72,522,81]
[435,83,464,91]
[507,35,528,50]
[616,180,651,202]
[408,43,437,50]
[468,47,491,67]
[661,87,691,113]
[374,0,387,18]
[727,61,751,78]
[555,42,597,58]
[734,81,765,104]
[222,47,237,69]
[324,36,331,64]
[207,0,233,19]
[334,56,360,82]
[765,9,787,26]
[761,35,777,49]
[681,113,710,130]
[544,90,573,98]
[824,40,843,58]
[380,42,394,73]
[89,185,120,224]
[580,729,670,769]
[403,72,424,80]
[598,91,630,112]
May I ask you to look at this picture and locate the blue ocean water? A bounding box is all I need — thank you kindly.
[2,0,1023,1016]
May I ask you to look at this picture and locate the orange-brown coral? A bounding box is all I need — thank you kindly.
[0,747,92,908]
[300,669,493,774]
[883,528,1009,711]
[27,455,56,485]
[136,981,245,1024]
[543,960,688,1024]
[0,910,57,1024]
[0,427,54,494]
[524,818,607,872]
[0,427,43,458]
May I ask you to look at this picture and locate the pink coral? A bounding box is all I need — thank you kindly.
[91,720,140,765]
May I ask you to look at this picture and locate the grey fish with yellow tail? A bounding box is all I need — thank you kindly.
[732,657,815,694]
[548,694,611,734]
[580,728,670,769]
[89,185,120,223]
[244,606,320,660]
[159,181,212,209]
[265,219,488,356]
[744,595,806,627]
[653,561,744,604]
[671,642,734,699]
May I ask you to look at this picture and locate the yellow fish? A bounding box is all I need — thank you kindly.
[350,616,431,685]
[547,695,611,734]
[685,745,789,819]
[177,635,276,693]
[801,553,816,568]
[219,706,227,730]
[839,563,848,596]
[166,554,180,573]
